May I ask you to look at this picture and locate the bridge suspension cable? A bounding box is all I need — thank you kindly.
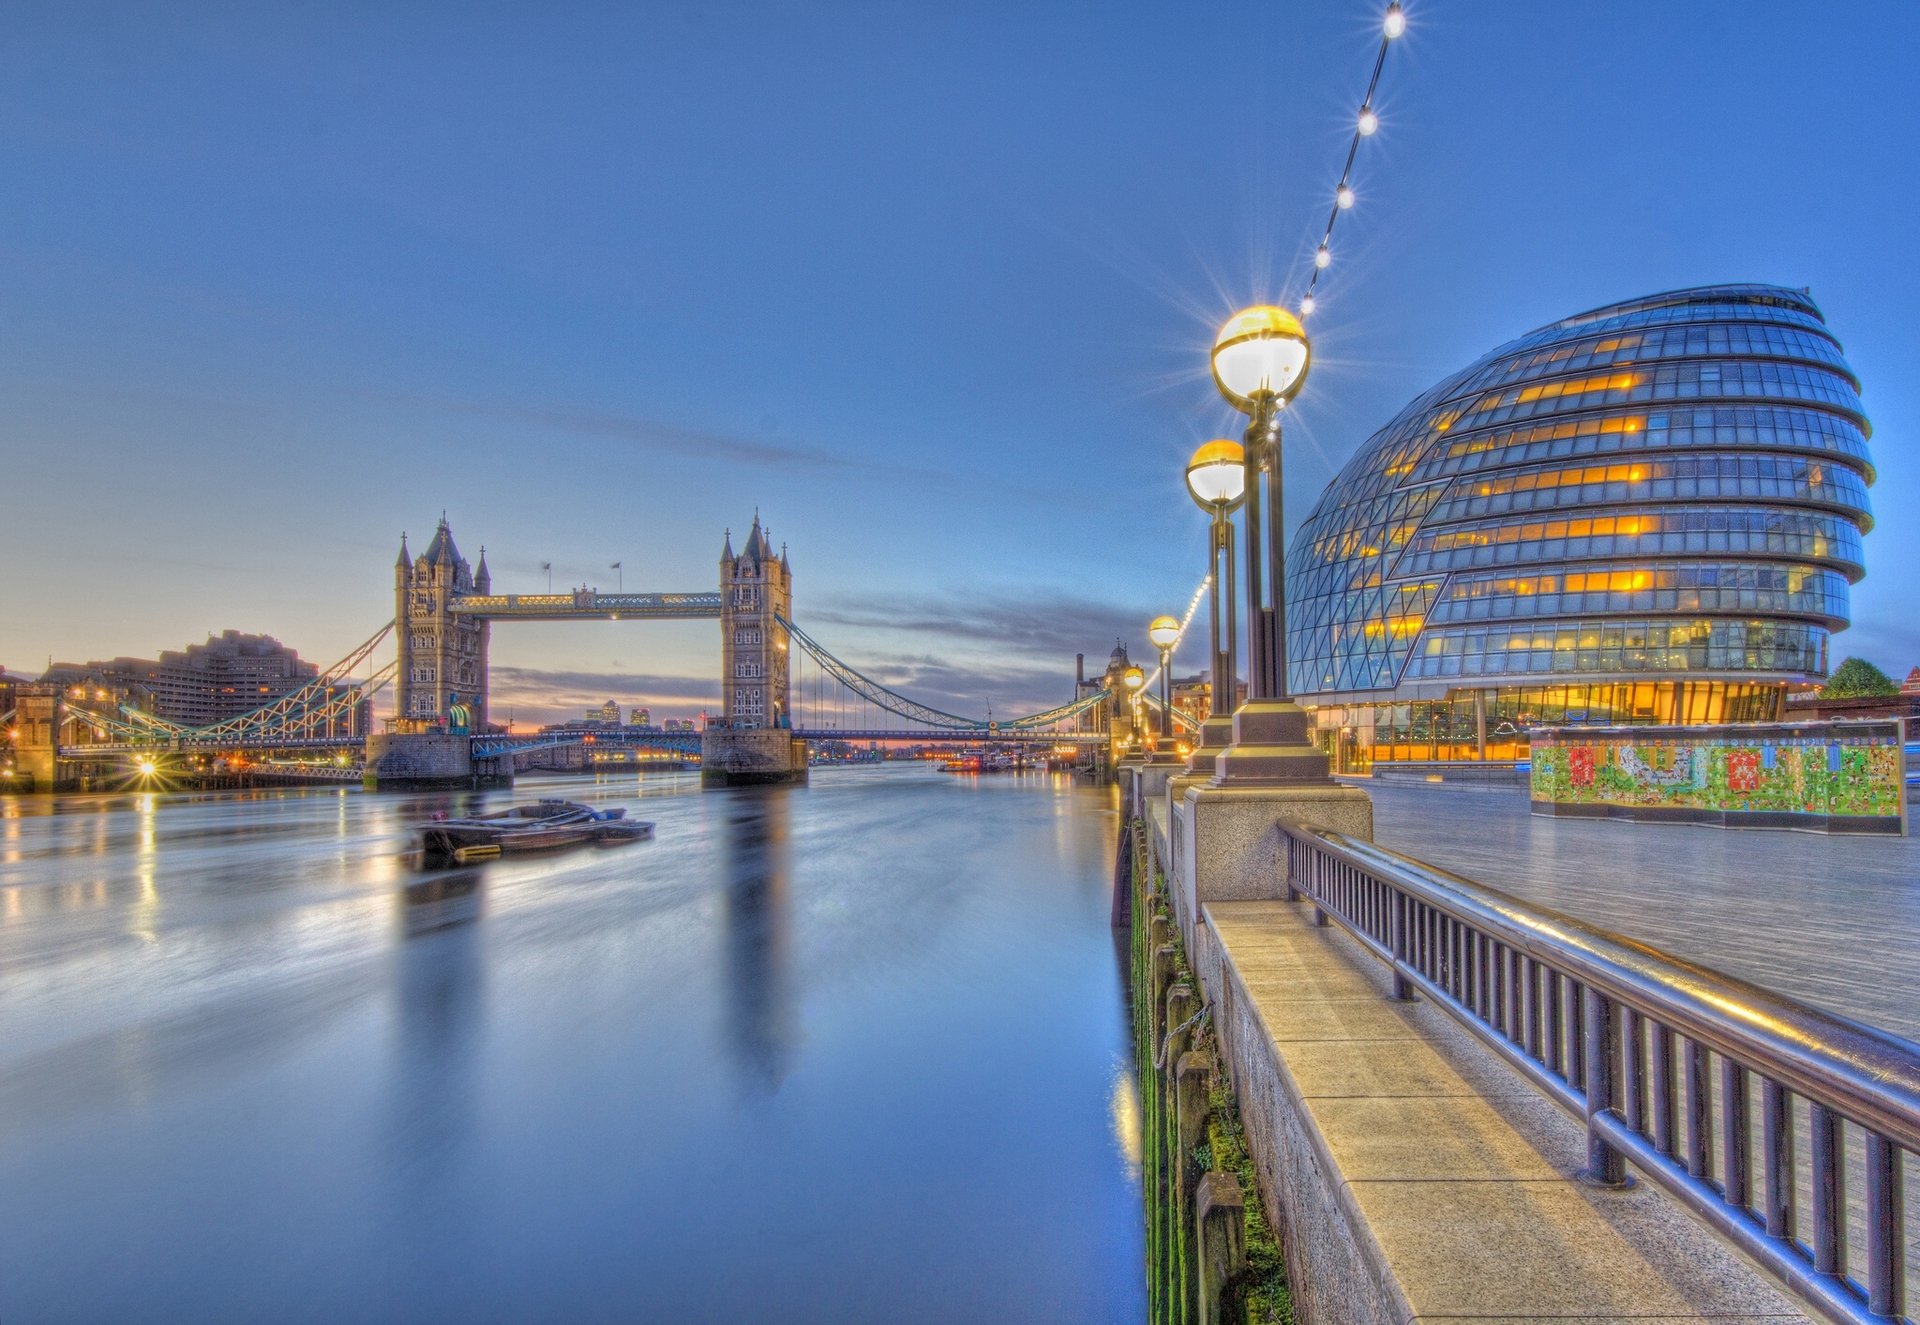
[778,614,983,729]
[1141,689,1201,734]
[778,613,1115,733]
[1005,688,1110,731]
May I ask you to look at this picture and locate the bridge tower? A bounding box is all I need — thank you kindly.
[393,517,490,729]
[704,515,807,786]
[718,515,792,727]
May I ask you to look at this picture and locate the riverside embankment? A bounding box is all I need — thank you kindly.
[1136,780,1830,1324]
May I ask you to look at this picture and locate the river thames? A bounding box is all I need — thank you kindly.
[0,765,1145,1323]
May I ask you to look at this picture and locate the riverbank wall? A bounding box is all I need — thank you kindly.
[1127,817,1290,1324]
[1134,782,1815,1324]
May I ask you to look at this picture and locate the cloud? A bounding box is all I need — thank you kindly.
[486,665,720,724]
[476,585,1163,724]
[388,395,1024,497]
[787,585,1171,716]
[842,655,1084,717]
[806,586,1158,664]
[410,398,851,472]
[489,665,720,699]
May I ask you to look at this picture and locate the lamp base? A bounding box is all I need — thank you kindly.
[1184,716,1236,776]
[1147,738,1183,765]
[1206,698,1335,786]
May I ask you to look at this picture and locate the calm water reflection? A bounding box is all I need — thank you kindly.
[0,765,1144,1323]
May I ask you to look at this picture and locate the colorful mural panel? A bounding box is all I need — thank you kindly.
[1529,720,1905,833]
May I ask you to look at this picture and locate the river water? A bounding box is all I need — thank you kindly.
[0,765,1145,1323]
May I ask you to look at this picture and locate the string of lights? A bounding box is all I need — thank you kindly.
[1298,1,1406,318]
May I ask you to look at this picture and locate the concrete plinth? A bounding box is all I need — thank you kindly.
[1208,698,1335,784]
[1177,781,1373,945]
[365,732,484,791]
[1190,715,1235,764]
[701,727,809,787]
[1127,760,1180,808]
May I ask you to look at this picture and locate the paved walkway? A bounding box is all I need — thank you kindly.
[1358,780,1920,1040]
[1200,898,1809,1324]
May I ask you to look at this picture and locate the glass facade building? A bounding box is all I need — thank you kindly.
[1285,285,1874,770]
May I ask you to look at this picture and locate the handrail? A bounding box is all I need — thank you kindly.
[1281,823,1917,1325]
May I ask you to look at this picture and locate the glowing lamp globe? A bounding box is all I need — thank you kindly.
[1185,439,1246,511]
[1211,305,1311,411]
[1148,615,1181,651]
[1122,665,1146,693]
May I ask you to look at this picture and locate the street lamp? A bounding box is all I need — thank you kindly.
[1185,439,1246,774]
[1207,305,1332,785]
[1120,663,1146,754]
[1147,615,1180,761]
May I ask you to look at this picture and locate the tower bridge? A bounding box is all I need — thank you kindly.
[10,512,1147,791]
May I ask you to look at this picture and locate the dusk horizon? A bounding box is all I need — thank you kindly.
[8,8,1920,1325]
[6,2,1916,727]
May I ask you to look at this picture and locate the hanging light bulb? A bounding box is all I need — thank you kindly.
[1384,3,1407,39]
[1358,106,1379,136]
[1336,185,1356,210]
[1299,294,1316,316]
[1314,245,1331,270]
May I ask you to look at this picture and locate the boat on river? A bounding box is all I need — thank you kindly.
[416,800,654,857]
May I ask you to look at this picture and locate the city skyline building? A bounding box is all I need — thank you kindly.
[1284,284,1874,770]
[36,631,360,732]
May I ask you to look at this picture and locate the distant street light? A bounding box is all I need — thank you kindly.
[1185,439,1246,775]
[1207,305,1332,785]
[1147,614,1181,762]
[1121,663,1146,752]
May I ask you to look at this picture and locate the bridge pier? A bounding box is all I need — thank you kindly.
[700,727,809,788]
[364,731,507,791]
[9,686,61,790]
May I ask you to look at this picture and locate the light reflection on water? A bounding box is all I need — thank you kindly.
[0,764,1143,1324]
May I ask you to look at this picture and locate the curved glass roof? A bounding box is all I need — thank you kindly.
[1286,284,1874,699]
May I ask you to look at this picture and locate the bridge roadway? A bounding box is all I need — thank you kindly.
[446,591,720,620]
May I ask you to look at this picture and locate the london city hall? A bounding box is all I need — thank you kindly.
[1285,284,1874,771]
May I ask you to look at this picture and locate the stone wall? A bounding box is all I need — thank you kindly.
[365,732,477,790]
[700,727,808,787]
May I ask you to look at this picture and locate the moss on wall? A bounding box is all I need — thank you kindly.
[1129,818,1292,1325]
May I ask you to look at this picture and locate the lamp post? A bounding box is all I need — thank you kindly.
[1207,306,1333,785]
[1121,664,1146,755]
[1184,439,1246,774]
[1147,614,1181,762]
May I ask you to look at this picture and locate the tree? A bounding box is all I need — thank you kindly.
[1821,656,1898,698]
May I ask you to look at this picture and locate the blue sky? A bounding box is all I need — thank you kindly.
[3,1,1914,723]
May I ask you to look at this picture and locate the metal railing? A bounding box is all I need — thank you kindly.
[1282,824,1918,1325]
